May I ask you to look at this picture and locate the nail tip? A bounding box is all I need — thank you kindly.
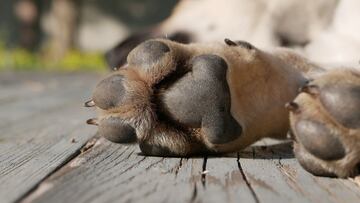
[299,85,319,95]
[84,100,95,107]
[224,38,237,46]
[86,118,98,125]
[285,101,299,112]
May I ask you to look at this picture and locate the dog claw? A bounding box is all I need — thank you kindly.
[224,38,254,49]
[224,38,237,46]
[84,100,95,107]
[86,118,99,126]
[285,102,299,112]
[298,84,319,95]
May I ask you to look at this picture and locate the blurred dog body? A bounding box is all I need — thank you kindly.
[305,0,360,68]
[159,0,337,47]
[105,0,339,69]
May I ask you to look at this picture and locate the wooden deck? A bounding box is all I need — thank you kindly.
[1,72,359,203]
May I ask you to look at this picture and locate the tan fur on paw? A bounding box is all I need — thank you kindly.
[288,69,360,178]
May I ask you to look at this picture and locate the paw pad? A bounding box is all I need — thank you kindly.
[127,40,170,70]
[98,117,136,143]
[92,74,126,110]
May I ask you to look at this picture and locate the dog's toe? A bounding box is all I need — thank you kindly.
[127,40,170,70]
[92,74,127,110]
[98,117,136,143]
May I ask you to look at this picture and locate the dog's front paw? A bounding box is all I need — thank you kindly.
[287,69,360,177]
[85,39,242,156]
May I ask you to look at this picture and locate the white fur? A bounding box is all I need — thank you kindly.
[159,0,337,49]
[305,0,360,69]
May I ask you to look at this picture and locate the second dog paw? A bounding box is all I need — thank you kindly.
[287,69,360,177]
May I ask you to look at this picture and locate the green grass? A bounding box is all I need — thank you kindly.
[0,43,107,72]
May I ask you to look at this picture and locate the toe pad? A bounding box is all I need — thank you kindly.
[93,74,126,110]
[99,117,136,143]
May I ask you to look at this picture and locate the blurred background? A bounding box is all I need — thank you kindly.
[0,0,178,71]
[0,0,359,71]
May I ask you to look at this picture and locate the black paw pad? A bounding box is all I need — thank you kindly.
[127,40,170,70]
[295,120,345,160]
[92,74,126,110]
[99,117,136,143]
[160,54,242,144]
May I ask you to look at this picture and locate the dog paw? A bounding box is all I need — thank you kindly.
[86,39,242,156]
[287,69,360,177]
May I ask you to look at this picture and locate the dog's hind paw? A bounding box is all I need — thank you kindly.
[287,69,360,177]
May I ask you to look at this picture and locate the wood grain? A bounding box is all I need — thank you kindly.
[0,73,359,203]
[23,138,203,203]
[239,140,360,203]
[0,72,101,203]
[21,139,360,203]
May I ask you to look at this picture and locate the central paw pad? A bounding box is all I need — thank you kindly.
[159,54,242,144]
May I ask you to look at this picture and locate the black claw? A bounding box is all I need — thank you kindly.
[224,39,254,50]
[84,100,95,107]
[86,118,99,126]
[224,38,237,46]
[285,102,299,112]
[299,84,319,95]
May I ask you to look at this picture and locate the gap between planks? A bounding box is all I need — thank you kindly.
[20,139,260,203]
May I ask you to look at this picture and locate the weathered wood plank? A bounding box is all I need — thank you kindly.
[0,72,96,105]
[279,159,360,203]
[22,138,207,203]
[239,140,360,203]
[0,72,101,203]
[20,137,360,203]
[203,157,257,203]
[0,72,101,128]
[23,139,254,203]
